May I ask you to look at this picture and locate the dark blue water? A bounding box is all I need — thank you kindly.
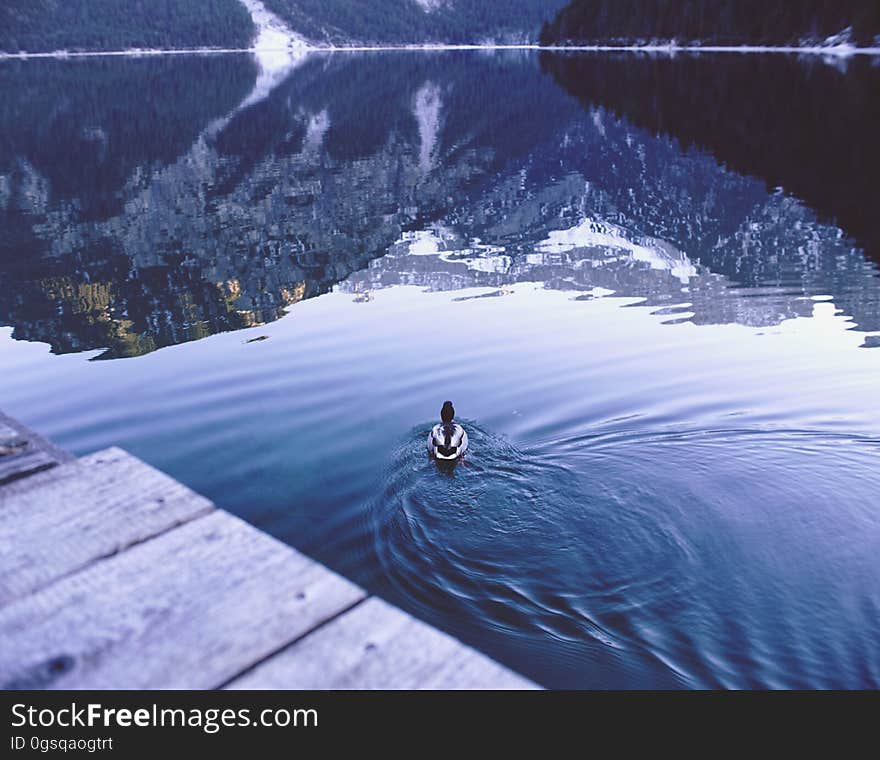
[1,51,879,688]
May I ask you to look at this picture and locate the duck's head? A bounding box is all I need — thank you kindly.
[440,400,455,423]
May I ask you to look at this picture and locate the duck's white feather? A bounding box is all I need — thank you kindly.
[428,422,468,460]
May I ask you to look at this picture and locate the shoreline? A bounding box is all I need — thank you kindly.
[2,42,879,61]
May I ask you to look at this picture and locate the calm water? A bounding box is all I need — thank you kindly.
[1,51,879,688]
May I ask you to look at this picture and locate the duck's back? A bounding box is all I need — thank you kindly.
[428,422,468,459]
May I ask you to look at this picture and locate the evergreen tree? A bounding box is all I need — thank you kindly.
[540,0,880,47]
[0,0,255,53]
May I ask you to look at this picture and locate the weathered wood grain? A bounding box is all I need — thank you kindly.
[227,596,538,690]
[0,510,367,689]
[0,413,74,462]
[0,416,71,485]
[0,447,214,605]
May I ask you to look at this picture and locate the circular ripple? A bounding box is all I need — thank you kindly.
[371,423,696,655]
[371,424,880,688]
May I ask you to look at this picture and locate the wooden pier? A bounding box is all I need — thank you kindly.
[0,411,536,690]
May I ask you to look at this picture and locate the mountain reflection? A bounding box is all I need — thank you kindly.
[541,51,880,264]
[1,51,878,358]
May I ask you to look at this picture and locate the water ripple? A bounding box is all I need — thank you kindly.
[371,424,880,688]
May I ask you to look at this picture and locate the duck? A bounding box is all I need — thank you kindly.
[428,401,468,461]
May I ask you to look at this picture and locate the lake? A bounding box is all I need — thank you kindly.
[1,50,879,688]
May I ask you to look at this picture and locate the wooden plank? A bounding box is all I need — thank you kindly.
[0,411,74,485]
[227,596,538,690]
[0,423,58,485]
[0,447,55,485]
[0,412,75,463]
[0,510,367,689]
[0,447,214,605]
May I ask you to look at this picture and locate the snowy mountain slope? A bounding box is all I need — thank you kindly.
[0,0,569,53]
[260,0,569,45]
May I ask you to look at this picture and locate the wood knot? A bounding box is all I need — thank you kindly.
[2,654,75,689]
